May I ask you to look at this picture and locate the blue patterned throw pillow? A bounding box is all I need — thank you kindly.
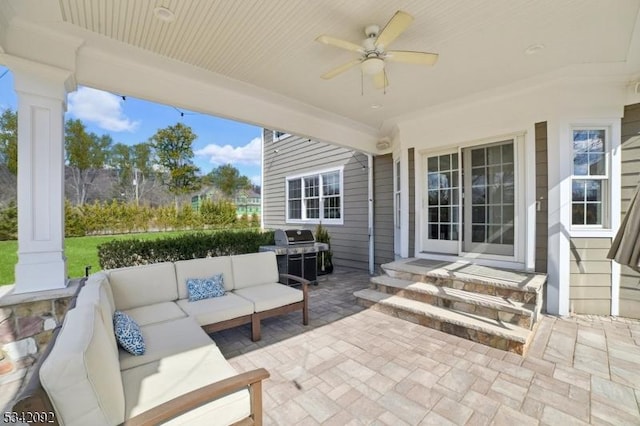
[113,311,145,356]
[186,274,226,302]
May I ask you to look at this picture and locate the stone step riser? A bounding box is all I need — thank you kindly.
[383,269,539,305]
[356,297,527,355]
[370,282,533,329]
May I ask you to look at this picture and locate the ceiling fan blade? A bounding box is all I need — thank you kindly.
[375,10,414,48]
[373,71,389,89]
[321,59,362,79]
[386,50,439,65]
[316,35,362,52]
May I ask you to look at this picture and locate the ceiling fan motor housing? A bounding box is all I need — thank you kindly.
[364,24,380,38]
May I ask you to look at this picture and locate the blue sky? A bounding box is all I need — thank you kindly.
[0,66,263,185]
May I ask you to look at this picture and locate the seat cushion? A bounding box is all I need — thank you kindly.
[40,305,125,426]
[76,272,119,356]
[122,302,187,327]
[108,262,178,310]
[234,283,304,312]
[176,293,254,326]
[175,257,236,298]
[119,316,213,371]
[231,251,279,289]
[122,345,250,425]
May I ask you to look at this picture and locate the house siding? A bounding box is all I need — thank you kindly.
[620,103,640,318]
[262,129,370,270]
[408,148,416,256]
[569,238,612,315]
[535,122,548,273]
[374,154,395,266]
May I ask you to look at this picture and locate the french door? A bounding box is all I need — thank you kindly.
[423,139,517,258]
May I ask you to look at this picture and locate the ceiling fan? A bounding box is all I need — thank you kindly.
[316,10,439,89]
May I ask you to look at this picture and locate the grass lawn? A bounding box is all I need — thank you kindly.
[0,231,194,286]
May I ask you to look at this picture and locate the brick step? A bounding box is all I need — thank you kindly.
[370,275,535,329]
[381,259,546,305]
[354,288,533,355]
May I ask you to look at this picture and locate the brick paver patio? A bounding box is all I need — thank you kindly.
[212,268,640,425]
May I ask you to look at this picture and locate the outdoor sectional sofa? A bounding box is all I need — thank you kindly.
[13,251,309,425]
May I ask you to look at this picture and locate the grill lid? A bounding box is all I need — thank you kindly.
[275,229,315,246]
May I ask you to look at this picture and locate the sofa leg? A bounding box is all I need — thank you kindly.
[303,301,309,326]
[251,315,261,342]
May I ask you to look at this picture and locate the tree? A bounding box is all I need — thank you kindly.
[0,109,17,175]
[205,164,251,199]
[150,123,201,207]
[65,119,112,205]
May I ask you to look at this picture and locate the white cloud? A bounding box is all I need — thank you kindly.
[195,137,262,166]
[68,87,139,132]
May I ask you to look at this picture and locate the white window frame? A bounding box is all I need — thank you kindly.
[273,130,290,142]
[569,125,612,231]
[285,166,344,225]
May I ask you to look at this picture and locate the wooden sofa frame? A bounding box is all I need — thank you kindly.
[201,273,309,342]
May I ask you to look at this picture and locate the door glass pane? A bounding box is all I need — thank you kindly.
[425,153,459,242]
[464,141,515,255]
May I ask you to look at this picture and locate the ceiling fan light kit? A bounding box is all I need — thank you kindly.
[316,10,439,90]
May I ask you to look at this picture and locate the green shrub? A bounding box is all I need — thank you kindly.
[65,200,86,237]
[0,202,17,241]
[97,229,275,269]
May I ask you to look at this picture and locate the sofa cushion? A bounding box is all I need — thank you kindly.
[186,274,226,302]
[122,345,250,425]
[114,311,146,356]
[176,293,254,326]
[231,251,279,289]
[76,273,118,356]
[108,262,178,310]
[119,316,213,371]
[175,256,236,298]
[234,283,304,312]
[122,302,187,327]
[40,305,125,426]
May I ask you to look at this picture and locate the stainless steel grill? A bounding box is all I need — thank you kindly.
[260,229,325,285]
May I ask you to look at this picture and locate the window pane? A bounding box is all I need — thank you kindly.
[428,190,438,205]
[322,172,340,195]
[471,149,485,166]
[572,203,585,225]
[440,224,451,240]
[503,226,514,245]
[572,180,585,202]
[439,155,451,171]
[428,157,438,172]
[488,166,502,185]
[323,196,341,219]
[586,180,602,202]
[589,154,605,175]
[502,144,514,163]
[306,198,319,218]
[573,154,588,176]
[288,179,301,199]
[429,207,438,222]
[288,200,301,219]
[471,167,486,185]
[472,225,485,243]
[487,146,502,165]
[585,203,601,225]
[428,173,440,189]
[503,185,515,203]
[440,189,451,205]
[429,224,438,240]
[440,207,450,222]
[488,225,502,244]
[472,206,485,223]
[488,205,501,224]
[488,186,502,204]
[472,186,486,204]
[304,176,319,197]
[451,154,459,169]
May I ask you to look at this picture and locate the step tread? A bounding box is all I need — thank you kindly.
[382,259,546,293]
[371,275,534,316]
[354,288,530,343]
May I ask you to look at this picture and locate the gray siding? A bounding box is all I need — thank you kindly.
[262,129,369,270]
[620,103,640,318]
[535,122,548,273]
[569,238,612,315]
[409,148,415,256]
[374,154,394,266]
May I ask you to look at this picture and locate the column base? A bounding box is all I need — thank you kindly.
[14,253,68,293]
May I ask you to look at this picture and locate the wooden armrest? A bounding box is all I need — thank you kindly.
[279,273,310,289]
[124,368,270,426]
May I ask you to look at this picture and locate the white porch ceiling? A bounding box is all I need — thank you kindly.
[2,0,640,136]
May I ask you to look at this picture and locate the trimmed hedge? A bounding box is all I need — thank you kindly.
[98,229,275,269]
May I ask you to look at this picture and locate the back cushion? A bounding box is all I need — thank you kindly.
[107,262,178,310]
[231,252,279,289]
[40,304,125,426]
[76,273,118,356]
[174,257,235,299]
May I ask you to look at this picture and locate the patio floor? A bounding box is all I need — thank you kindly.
[212,268,640,425]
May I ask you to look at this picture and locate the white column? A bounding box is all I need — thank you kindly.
[11,60,75,293]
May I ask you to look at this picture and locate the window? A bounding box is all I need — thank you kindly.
[286,168,343,224]
[571,128,608,226]
[273,130,290,142]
